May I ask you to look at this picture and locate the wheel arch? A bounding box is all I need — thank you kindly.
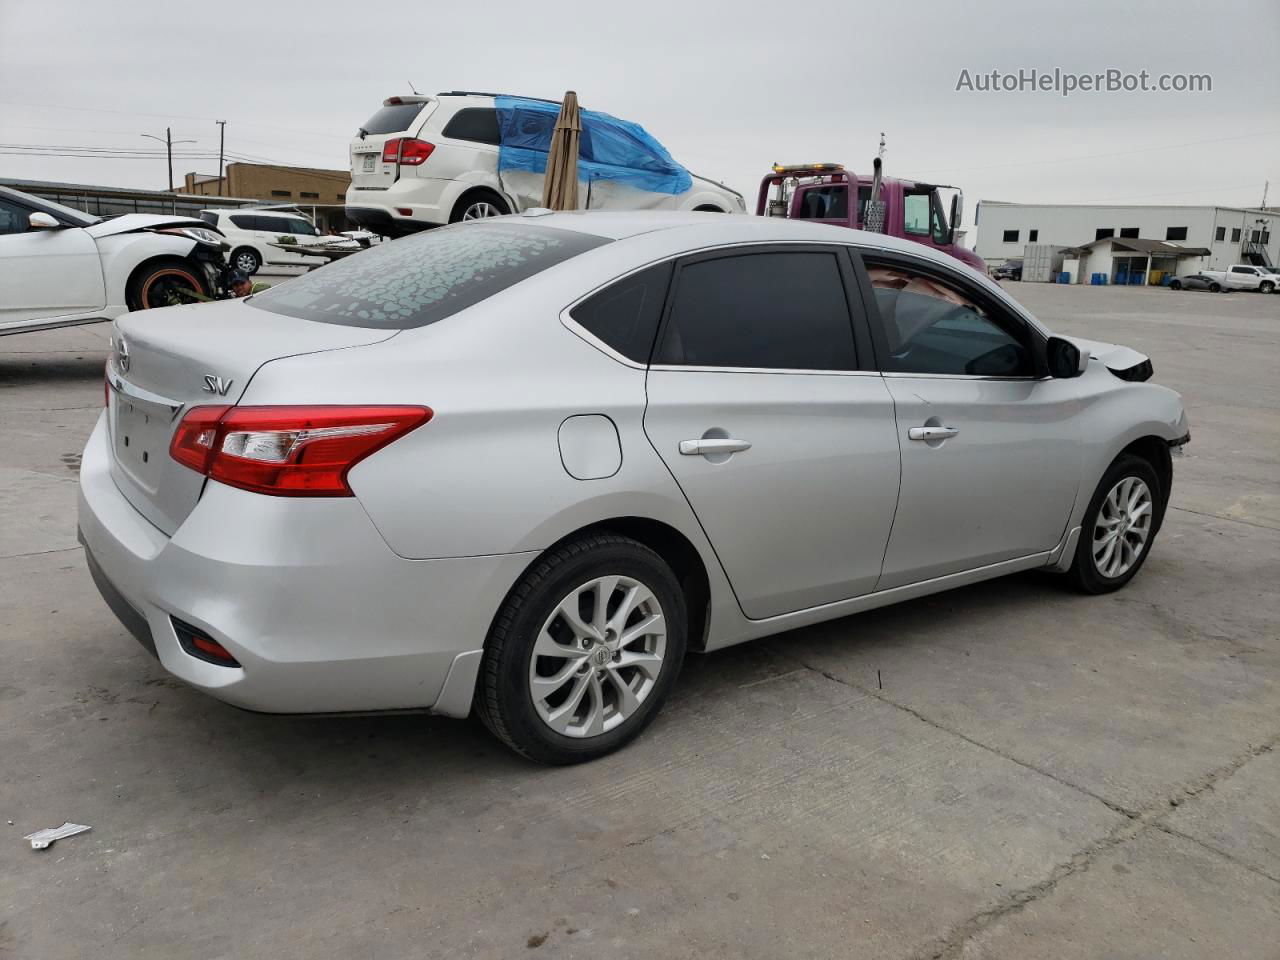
[450,185,513,221]
[1116,435,1174,521]
[503,516,713,652]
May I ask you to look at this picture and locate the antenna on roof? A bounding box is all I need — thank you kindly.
[408,80,422,95]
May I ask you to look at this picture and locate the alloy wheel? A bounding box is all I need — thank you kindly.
[1092,476,1153,578]
[235,251,258,272]
[528,575,666,738]
[462,201,503,220]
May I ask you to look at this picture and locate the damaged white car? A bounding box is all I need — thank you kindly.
[0,185,227,337]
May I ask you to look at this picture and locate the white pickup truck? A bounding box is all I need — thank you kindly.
[1199,264,1279,293]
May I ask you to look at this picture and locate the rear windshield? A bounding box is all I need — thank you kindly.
[360,102,428,136]
[247,222,609,329]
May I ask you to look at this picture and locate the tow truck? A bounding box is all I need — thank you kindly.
[757,159,985,273]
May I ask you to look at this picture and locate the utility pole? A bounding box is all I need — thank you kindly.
[216,120,227,196]
[141,127,196,192]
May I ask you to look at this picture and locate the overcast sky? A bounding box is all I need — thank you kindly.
[2,0,1277,242]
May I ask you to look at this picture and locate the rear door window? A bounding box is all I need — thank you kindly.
[249,222,609,329]
[654,250,857,370]
[441,108,501,145]
[570,262,672,362]
[360,102,427,135]
[229,214,257,230]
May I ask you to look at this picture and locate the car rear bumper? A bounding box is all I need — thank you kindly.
[76,413,533,716]
[345,176,455,234]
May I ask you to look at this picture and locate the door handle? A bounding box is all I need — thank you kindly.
[679,438,752,456]
[908,425,959,441]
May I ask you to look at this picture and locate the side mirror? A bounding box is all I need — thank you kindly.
[948,192,963,245]
[1046,336,1088,378]
[29,211,61,230]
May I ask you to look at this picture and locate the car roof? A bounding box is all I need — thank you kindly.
[205,208,308,219]
[508,210,974,264]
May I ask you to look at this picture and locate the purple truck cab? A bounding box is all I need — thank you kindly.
[756,164,986,273]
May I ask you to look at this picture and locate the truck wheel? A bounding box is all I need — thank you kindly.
[1261,281,1275,294]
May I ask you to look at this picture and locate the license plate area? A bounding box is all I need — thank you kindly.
[362,154,377,172]
[111,394,178,494]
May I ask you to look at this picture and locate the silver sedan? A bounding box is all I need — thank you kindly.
[78,212,1190,763]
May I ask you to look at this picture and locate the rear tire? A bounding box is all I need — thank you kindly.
[450,192,510,223]
[475,534,687,764]
[1169,279,1182,290]
[1209,282,1221,292]
[230,246,261,275]
[1069,454,1163,594]
[126,260,207,311]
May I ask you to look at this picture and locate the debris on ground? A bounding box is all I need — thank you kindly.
[24,822,91,850]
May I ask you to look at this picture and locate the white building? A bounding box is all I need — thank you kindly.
[974,202,1279,282]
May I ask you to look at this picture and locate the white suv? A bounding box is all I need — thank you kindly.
[344,92,744,236]
[198,209,355,275]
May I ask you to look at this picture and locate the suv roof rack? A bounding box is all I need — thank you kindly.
[436,90,561,106]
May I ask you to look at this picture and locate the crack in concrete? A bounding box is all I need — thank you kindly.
[773,651,1280,959]
[0,545,81,561]
[1151,821,1280,885]
[1170,505,1280,532]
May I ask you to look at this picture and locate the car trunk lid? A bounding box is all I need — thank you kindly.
[349,96,436,191]
[107,298,397,535]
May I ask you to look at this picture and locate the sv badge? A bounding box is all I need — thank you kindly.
[202,375,233,396]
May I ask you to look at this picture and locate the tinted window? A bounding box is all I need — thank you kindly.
[285,219,319,236]
[570,262,672,362]
[795,186,848,220]
[1231,228,1241,242]
[198,211,217,227]
[1002,229,1020,243]
[865,260,1032,377]
[442,108,501,145]
[229,214,257,230]
[249,222,609,329]
[1215,226,1226,241]
[654,251,856,370]
[1166,226,1188,241]
[360,102,427,135]
[1120,227,1139,238]
[0,198,30,235]
[1096,228,1114,240]
[1028,229,1039,242]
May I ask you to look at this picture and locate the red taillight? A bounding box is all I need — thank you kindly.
[169,405,431,497]
[170,405,229,474]
[381,137,434,166]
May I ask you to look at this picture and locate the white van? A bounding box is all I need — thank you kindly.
[344,92,744,237]
[198,209,355,275]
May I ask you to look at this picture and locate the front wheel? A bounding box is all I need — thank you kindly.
[475,534,687,764]
[1169,280,1182,290]
[126,261,207,310]
[1260,281,1275,294]
[1209,282,1221,293]
[1070,454,1163,594]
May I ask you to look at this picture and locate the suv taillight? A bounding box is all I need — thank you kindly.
[381,138,434,166]
[170,405,432,496]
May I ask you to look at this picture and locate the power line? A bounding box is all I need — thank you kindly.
[0,100,350,142]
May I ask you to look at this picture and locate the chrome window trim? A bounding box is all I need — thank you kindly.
[559,239,872,374]
[880,371,1050,383]
[649,364,884,378]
